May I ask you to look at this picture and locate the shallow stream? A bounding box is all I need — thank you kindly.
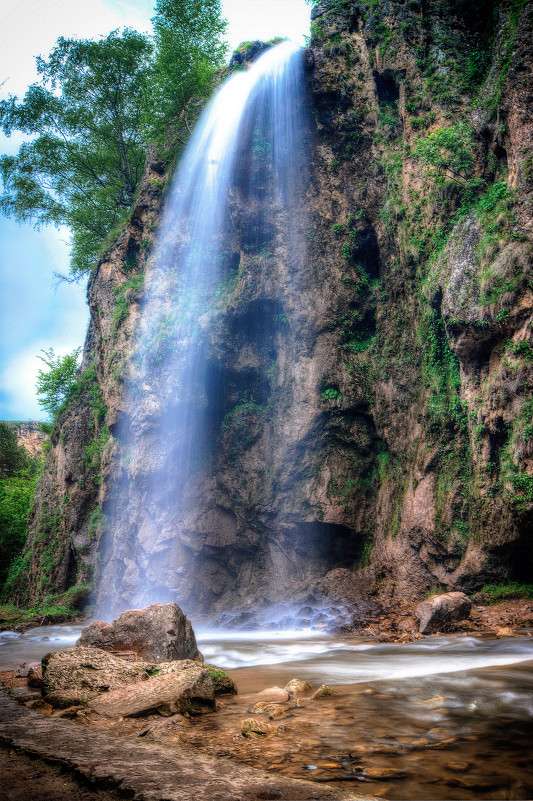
[1,625,532,799]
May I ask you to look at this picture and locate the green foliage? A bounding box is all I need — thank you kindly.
[143,0,228,153]
[206,666,228,682]
[321,387,343,401]
[421,307,464,430]
[424,584,447,599]
[87,506,107,539]
[412,122,476,187]
[484,0,528,113]
[0,468,40,589]
[511,340,533,361]
[112,271,145,330]
[0,30,153,277]
[480,582,533,602]
[221,401,263,431]
[36,347,82,421]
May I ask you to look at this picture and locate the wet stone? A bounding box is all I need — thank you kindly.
[256,686,290,703]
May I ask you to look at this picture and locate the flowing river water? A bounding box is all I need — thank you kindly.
[1,625,532,799]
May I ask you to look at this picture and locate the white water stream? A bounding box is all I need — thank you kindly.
[2,623,532,681]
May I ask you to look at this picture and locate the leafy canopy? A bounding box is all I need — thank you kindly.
[36,347,82,421]
[0,2,228,278]
[0,422,33,478]
[0,30,153,277]
[144,0,228,150]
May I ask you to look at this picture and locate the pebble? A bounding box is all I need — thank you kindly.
[446,760,470,772]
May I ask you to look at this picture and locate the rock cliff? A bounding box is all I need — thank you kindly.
[11,0,533,620]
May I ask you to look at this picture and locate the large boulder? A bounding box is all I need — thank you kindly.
[41,647,151,707]
[415,592,472,634]
[77,603,200,663]
[41,648,230,714]
[88,664,215,718]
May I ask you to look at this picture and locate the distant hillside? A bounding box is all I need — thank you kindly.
[1,422,47,458]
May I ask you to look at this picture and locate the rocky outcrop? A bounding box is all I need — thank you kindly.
[77,602,199,662]
[14,2,533,620]
[415,591,472,634]
[41,646,233,714]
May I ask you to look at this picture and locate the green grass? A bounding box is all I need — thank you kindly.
[0,601,77,629]
[480,582,533,603]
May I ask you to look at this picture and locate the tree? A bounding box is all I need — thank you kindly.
[0,6,229,278]
[144,0,228,152]
[0,30,153,277]
[36,347,82,420]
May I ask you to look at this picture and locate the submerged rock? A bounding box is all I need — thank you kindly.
[241,717,277,737]
[77,602,200,663]
[285,678,313,695]
[255,686,290,703]
[310,684,337,699]
[415,592,472,634]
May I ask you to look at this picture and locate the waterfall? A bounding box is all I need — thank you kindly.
[96,41,309,620]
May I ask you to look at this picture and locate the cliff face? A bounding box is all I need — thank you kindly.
[13,0,533,618]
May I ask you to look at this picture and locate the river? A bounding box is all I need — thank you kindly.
[1,625,532,799]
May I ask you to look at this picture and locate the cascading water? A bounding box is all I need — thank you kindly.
[96,42,309,620]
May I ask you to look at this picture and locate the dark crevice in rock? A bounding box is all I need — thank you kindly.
[373,70,400,105]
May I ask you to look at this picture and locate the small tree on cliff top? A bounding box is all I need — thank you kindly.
[35,347,82,421]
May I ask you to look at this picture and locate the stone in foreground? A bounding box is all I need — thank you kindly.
[89,664,215,718]
[415,591,472,634]
[77,602,200,662]
[42,647,150,706]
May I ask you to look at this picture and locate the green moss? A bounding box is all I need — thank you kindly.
[84,426,110,485]
[112,270,145,330]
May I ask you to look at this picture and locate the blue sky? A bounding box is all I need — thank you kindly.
[0,0,311,420]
